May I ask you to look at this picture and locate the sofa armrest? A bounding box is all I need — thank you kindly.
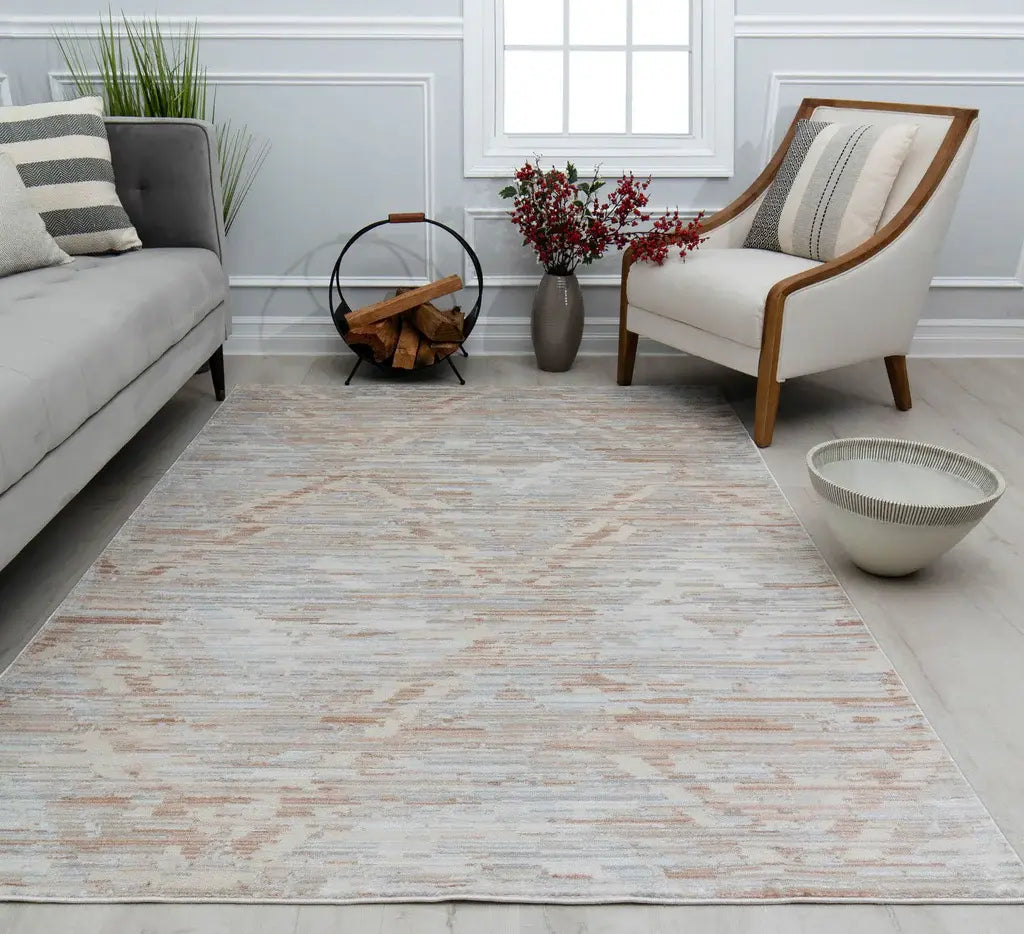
[105,117,225,261]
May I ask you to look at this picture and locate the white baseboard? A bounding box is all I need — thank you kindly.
[227,316,1024,359]
[227,274,1023,291]
[908,319,1024,358]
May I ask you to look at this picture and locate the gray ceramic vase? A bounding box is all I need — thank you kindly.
[531,273,584,372]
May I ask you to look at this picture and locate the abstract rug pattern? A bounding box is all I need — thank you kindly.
[0,386,1021,903]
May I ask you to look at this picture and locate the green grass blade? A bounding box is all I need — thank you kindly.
[55,10,266,229]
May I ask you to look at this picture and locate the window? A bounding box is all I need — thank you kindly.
[464,0,734,177]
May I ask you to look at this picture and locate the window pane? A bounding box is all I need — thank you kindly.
[568,0,627,45]
[504,0,564,46]
[631,51,689,133]
[568,51,625,133]
[504,51,564,133]
[632,0,690,46]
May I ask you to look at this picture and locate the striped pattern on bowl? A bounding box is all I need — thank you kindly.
[807,437,1005,527]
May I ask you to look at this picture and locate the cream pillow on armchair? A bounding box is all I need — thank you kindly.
[745,119,918,262]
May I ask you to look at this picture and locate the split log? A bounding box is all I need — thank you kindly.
[406,302,464,342]
[344,316,400,362]
[429,341,461,358]
[345,275,463,329]
[415,341,436,368]
[392,319,421,369]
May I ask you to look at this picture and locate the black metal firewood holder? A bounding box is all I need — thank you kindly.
[329,213,484,385]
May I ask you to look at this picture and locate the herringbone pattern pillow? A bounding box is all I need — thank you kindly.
[0,96,141,255]
[0,152,70,276]
[745,119,917,262]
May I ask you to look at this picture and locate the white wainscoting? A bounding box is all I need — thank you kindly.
[227,314,1024,358]
[0,15,464,40]
[49,70,438,281]
[225,275,1023,293]
[461,207,706,288]
[6,12,1024,41]
[230,276,430,290]
[461,207,1023,293]
[756,68,1024,305]
[760,69,1024,165]
[733,15,1024,39]
[3,9,1021,355]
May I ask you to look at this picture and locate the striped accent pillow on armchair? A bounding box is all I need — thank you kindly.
[745,119,918,262]
[0,96,141,255]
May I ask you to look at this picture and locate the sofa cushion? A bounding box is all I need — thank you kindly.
[627,247,821,348]
[0,248,226,495]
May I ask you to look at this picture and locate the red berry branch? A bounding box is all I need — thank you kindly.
[499,160,704,275]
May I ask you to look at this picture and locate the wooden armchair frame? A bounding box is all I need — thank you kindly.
[617,98,979,447]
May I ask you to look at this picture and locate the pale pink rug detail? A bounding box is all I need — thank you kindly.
[0,386,1021,903]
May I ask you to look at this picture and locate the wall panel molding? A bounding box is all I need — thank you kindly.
[460,207,1021,292]
[762,69,1024,166]
[734,15,1024,40]
[760,70,1024,294]
[6,13,1024,42]
[461,207,707,287]
[0,73,10,105]
[0,15,463,41]
[227,314,1024,358]
[225,274,1023,291]
[49,70,437,277]
[230,276,430,290]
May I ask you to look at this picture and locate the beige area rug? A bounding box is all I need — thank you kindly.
[1,385,1022,904]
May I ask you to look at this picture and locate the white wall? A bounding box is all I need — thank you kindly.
[2,2,1022,356]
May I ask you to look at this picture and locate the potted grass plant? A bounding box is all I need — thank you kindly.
[56,12,269,233]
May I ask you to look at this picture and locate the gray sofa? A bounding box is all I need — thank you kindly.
[0,117,230,572]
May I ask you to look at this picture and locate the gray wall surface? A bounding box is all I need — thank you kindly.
[1,2,1022,355]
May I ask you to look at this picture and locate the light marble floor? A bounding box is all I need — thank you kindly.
[1,353,1022,933]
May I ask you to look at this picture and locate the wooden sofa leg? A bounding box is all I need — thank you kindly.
[209,345,226,402]
[617,330,638,386]
[885,355,912,411]
[754,376,781,448]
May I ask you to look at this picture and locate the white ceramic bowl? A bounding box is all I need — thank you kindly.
[807,438,1005,577]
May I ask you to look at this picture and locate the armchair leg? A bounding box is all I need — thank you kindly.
[617,330,638,386]
[754,376,781,448]
[209,345,226,402]
[884,355,912,411]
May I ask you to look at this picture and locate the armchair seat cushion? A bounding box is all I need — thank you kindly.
[627,247,821,348]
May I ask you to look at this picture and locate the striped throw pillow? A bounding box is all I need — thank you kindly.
[745,119,918,262]
[0,152,71,277]
[0,96,141,255]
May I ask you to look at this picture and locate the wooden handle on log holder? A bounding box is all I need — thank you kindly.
[388,212,426,224]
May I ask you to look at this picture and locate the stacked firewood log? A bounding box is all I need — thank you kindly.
[343,275,465,369]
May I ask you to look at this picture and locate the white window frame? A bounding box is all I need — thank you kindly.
[463,0,734,178]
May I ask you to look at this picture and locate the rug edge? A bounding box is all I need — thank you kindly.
[747,433,1024,876]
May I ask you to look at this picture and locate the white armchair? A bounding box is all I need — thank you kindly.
[617,98,979,446]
